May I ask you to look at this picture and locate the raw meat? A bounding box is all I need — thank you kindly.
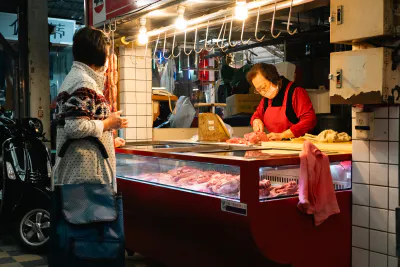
[226,132,269,145]
[104,53,118,113]
[269,181,298,198]
[244,132,269,145]
[134,167,300,200]
[226,138,247,145]
[207,174,240,194]
[259,179,272,197]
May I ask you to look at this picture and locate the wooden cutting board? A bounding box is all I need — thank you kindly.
[261,140,352,153]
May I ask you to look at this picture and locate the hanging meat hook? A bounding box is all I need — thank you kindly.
[163,31,172,59]
[103,21,111,36]
[216,16,228,49]
[193,24,204,54]
[271,0,281,38]
[254,5,265,42]
[153,34,162,61]
[287,0,298,35]
[228,15,238,47]
[183,29,193,56]
[204,21,214,52]
[171,30,181,58]
[241,19,251,45]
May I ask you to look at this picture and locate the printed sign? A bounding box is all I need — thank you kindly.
[0,12,76,45]
[93,0,106,26]
[48,18,76,45]
[221,200,247,216]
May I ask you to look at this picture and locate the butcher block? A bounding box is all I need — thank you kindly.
[115,141,352,267]
[261,140,352,153]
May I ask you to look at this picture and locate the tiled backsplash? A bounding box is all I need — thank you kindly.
[352,106,399,267]
[119,46,153,142]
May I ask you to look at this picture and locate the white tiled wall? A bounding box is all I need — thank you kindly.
[352,106,399,267]
[119,46,153,142]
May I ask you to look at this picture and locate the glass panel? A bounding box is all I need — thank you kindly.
[259,161,351,201]
[116,153,240,200]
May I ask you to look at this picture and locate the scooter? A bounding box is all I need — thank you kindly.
[0,114,52,252]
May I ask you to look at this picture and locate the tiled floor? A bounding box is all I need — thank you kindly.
[0,233,166,267]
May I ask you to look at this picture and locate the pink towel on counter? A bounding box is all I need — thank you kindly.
[298,141,340,226]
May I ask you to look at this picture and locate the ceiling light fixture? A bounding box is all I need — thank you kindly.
[175,5,187,30]
[137,17,148,45]
[235,0,248,20]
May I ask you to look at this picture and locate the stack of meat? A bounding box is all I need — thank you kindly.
[133,166,240,196]
[133,166,299,199]
[226,132,269,145]
[258,179,299,198]
[104,53,118,113]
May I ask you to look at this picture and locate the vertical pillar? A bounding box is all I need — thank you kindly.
[351,106,399,267]
[27,0,50,138]
[119,46,153,142]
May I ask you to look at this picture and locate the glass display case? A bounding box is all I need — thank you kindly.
[117,153,240,200]
[115,143,352,267]
[116,148,352,202]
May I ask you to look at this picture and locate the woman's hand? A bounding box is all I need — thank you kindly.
[115,137,126,148]
[267,132,284,141]
[103,111,129,131]
[252,119,264,132]
[267,130,294,141]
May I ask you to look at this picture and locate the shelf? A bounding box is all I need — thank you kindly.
[152,95,179,101]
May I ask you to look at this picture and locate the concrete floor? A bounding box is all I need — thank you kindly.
[0,233,166,267]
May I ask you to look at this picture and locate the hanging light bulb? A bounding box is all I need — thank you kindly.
[175,5,187,30]
[235,0,248,20]
[137,17,148,45]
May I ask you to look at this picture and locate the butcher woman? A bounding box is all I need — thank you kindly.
[247,63,317,141]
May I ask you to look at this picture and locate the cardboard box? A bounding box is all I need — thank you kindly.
[225,94,262,117]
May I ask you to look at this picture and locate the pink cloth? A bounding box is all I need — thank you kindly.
[298,141,340,226]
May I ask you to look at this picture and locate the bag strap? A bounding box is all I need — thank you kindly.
[285,83,300,124]
[262,81,299,124]
[51,136,114,192]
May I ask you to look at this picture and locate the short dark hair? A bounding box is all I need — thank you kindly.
[72,26,110,67]
[247,63,281,86]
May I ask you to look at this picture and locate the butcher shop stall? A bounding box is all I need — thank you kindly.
[85,0,354,266]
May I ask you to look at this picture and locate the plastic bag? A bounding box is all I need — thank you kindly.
[168,96,196,128]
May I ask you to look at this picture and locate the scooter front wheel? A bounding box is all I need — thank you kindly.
[15,207,50,252]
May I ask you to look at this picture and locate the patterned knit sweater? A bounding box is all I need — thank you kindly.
[55,61,116,191]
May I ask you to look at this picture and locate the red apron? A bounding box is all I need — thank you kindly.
[263,82,294,133]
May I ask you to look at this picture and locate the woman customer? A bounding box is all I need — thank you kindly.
[54,26,128,190]
[247,63,316,141]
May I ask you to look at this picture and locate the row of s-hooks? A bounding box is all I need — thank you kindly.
[151,0,297,60]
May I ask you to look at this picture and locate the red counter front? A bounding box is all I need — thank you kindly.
[116,146,352,267]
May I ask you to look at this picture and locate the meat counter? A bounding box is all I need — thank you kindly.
[116,142,352,267]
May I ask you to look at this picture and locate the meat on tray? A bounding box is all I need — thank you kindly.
[269,181,299,198]
[207,173,240,194]
[132,167,299,199]
[226,132,269,145]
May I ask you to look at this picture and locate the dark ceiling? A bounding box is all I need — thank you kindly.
[0,0,84,24]
[48,0,84,23]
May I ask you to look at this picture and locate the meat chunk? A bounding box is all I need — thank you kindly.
[207,174,240,194]
[226,138,247,144]
[244,132,269,145]
[269,181,299,198]
[259,179,272,197]
[226,132,269,145]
